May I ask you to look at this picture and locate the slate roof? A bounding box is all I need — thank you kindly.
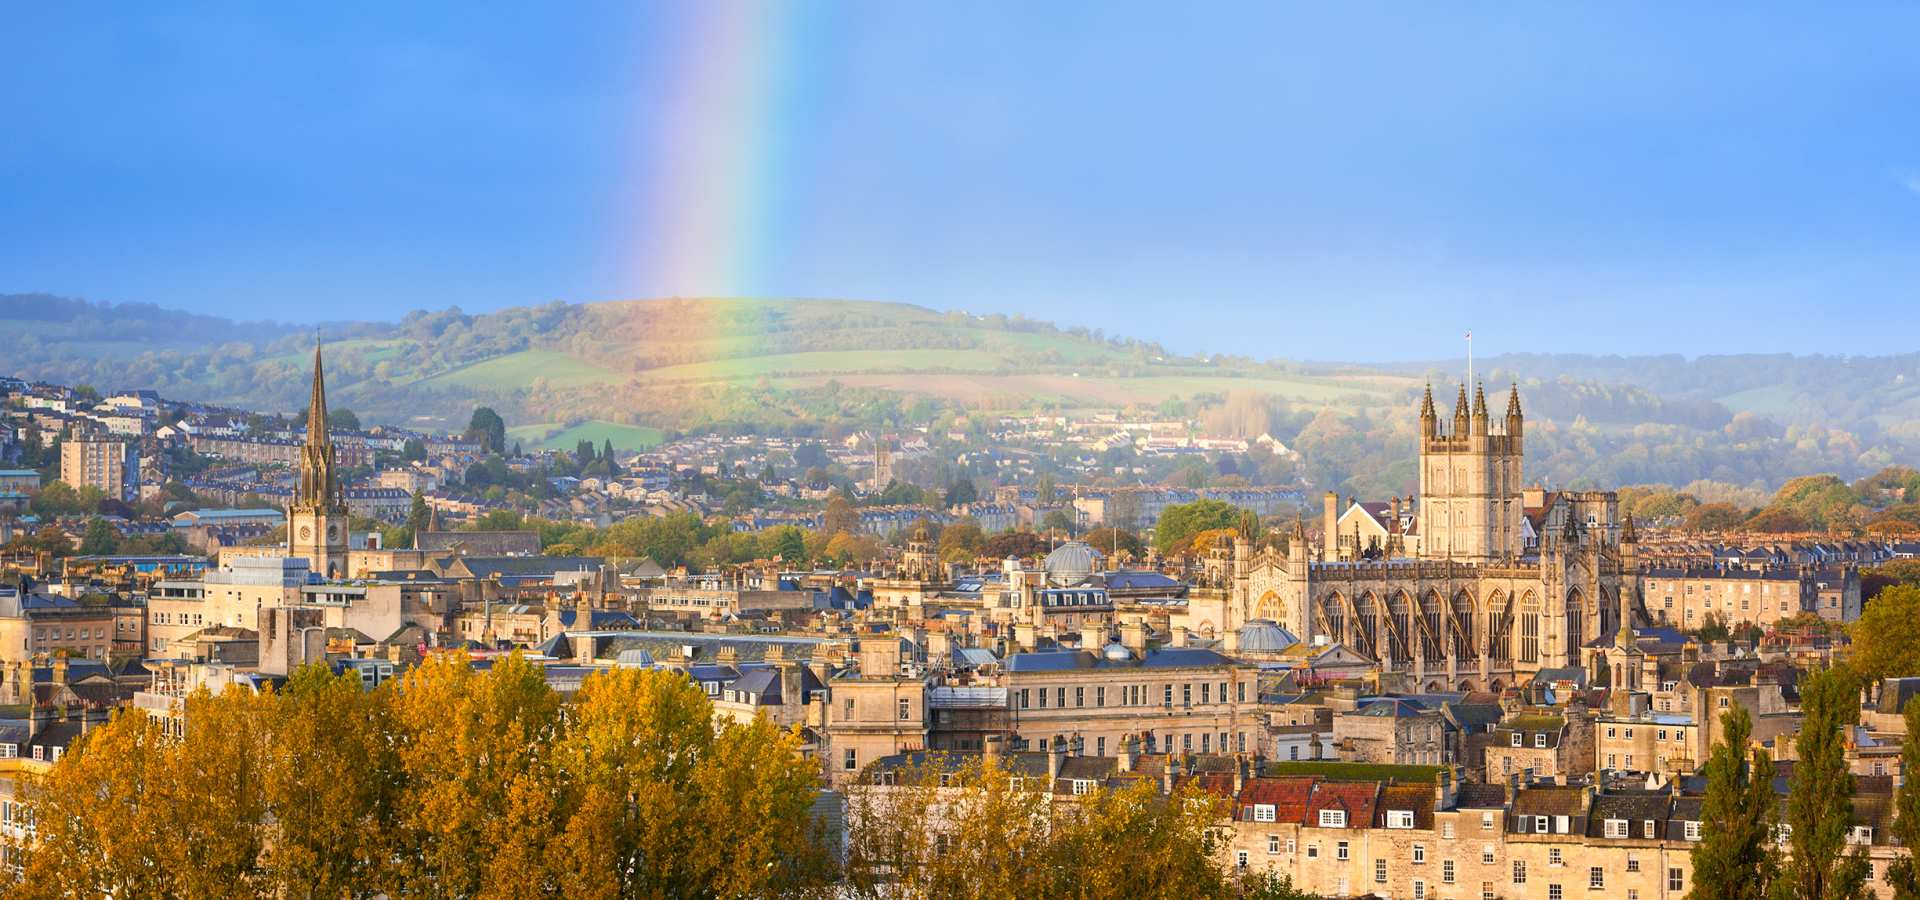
[1512,785,1586,818]
[1587,792,1673,836]
[1004,646,1239,673]
[416,530,541,555]
[1455,782,1509,808]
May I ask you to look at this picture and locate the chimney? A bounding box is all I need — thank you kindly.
[52,654,69,686]
[1081,623,1105,654]
[1118,734,1138,773]
[1121,619,1147,655]
[1162,754,1178,795]
[778,661,802,709]
[1323,491,1340,558]
[715,646,739,668]
[983,733,1005,770]
[1048,734,1068,784]
[1233,753,1248,795]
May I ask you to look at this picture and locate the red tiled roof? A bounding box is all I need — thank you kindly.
[1308,781,1380,825]
[1235,776,1318,823]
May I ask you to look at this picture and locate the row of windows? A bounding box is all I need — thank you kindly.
[1017,679,1245,710]
[33,626,110,642]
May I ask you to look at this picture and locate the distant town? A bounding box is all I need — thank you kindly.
[4,345,1920,898]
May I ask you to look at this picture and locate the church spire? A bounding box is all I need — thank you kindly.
[1419,383,1436,435]
[1452,384,1470,434]
[1506,383,1522,418]
[307,338,330,449]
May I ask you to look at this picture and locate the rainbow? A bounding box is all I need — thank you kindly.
[627,2,817,300]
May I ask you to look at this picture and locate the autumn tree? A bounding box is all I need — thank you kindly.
[260,664,399,898]
[384,652,563,896]
[1886,692,1920,900]
[1775,665,1870,900]
[937,519,986,562]
[1689,703,1777,900]
[843,756,1235,899]
[823,493,860,536]
[1850,585,1920,683]
[548,667,831,898]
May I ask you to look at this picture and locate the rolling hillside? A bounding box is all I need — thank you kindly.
[0,293,1913,491]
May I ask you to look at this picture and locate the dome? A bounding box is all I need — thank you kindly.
[1101,640,1134,662]
[1235,619,1299,654]
[1043,541,1103,587]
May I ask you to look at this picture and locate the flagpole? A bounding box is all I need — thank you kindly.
[1466,330,1473,389]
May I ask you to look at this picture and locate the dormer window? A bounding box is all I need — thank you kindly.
[1253,804,1276,822]
[1319,809,1347,828]
[1511,733,1522,747]
[1072,779,1095,796]
[1534,734,1547,748]
[1387,810,1414,829]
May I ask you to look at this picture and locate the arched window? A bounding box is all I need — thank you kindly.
[1388,592,1412,664]
[1419,592,1444,660]
[1519,592,1540,663]
[1356,592,1379,661]
[1487,591,1512,663]
[1320,593,1346,646]
[1452,590,1477,660]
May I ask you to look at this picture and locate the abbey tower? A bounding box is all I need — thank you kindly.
[1417,383,1524,561]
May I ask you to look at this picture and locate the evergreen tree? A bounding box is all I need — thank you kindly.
[464,407,506,455]
[1775,665,1871,900]
[1886,691,1920,900]
[78,517,119,556]
[1690,703,1777,900]
[406,491,430,536]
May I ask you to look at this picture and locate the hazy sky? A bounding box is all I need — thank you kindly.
[3,3,1917,360]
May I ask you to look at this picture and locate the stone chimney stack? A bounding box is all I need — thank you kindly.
[1119,733,1139,773]
[1233,753,1248,795]
[1162,753,1178,795]
[1081,623,1105,654]
[1048,734,1068,784]
[1323,491,1340,558]
[1120,619,1147,655]
[983,733,1005,770]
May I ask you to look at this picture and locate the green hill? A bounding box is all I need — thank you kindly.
[2,293,1915,494]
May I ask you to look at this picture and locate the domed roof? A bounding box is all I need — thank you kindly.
[1044,541,1103,587]
[1101,640,1134,662]
[1235,619,1299,653]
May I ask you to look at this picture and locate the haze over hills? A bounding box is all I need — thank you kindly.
[2,293,1914,495]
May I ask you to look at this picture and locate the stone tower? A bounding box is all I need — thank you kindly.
[288,341,349,577]
[1416,383,1524,561]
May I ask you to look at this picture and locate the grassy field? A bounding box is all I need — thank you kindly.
[419,350,627,390]
[507,420,665,451]
[636,348,1013,381]
[1261,761,1444,783]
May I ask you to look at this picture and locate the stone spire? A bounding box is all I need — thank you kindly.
[1620,514,1638,544]
[1505,383,1524,440]
[306,338,330,450]
[1452,384,1470,435]
[1419,383,1436,433]
[295,340,340,510]
[1471,382,1489,435]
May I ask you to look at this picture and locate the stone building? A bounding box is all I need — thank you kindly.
[1185,385,1638,695]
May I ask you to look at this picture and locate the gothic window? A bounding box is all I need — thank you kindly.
[1452,590,1477,660]
[1321,593,1346,645]
[1566,589,1586,653]
[1388,592,1412,664]
[1419,592,1444,660]
[1357,593,1379,661]
[1519,592,1540,663]
[1487,591,1512,662]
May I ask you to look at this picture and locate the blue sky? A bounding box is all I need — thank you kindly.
[2,3,1916,360]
